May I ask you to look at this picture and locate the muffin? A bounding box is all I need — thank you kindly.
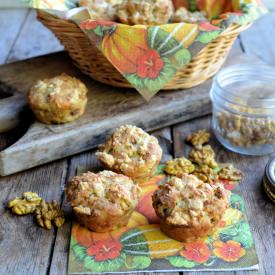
[66,170,141,232]
[172,7,207,23]
[152,174,230,242]
[117,0,174,25]
[96,125,163,183]
[79,0,123,21]
[28,73,87,124]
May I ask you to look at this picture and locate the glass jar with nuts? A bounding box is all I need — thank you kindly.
[210,64,275,156]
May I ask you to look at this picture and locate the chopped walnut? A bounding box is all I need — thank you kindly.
[186,129,210,149]
[8,192,42,215]
[164,157,195,176]
[189,145,218,168]
[218,164,244,182]
[192,165,218,183]
[35,200,65,230]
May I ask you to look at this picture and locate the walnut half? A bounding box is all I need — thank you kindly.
[35,200,65,230]
[8,192,42,215]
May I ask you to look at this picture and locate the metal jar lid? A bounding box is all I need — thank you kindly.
[263,157,275,203]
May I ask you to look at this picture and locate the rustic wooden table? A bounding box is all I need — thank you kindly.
[0,9,275,275]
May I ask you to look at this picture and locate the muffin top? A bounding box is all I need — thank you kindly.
[117,0,174,25]
[28,73,87,111]
[153,174,230,227]
[66,170,141,217]
[96,125,162,172]
[79,0,123,21]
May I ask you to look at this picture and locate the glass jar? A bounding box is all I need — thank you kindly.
[210,64,275,156]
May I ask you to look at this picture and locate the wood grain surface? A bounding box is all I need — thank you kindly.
[0,10,274,275]
[0,51,215,176]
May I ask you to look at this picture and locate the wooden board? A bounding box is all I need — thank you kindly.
[0,39,248,176]
[0,51,216,176]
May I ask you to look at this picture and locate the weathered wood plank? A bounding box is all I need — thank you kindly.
[0,8,29,64]
[172,116,275,275]
[6,9,63,63]
[0,157,68,275]
[48,128,178,275]
[0,50,214,176]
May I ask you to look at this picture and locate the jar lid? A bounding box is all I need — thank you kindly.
[263,157,275,203]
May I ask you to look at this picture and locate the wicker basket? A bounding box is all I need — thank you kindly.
[37,11,250,90]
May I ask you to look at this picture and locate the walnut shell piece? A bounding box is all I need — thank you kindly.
[8,192,42,215]
[164,157,195,176]
[117,0,174,25]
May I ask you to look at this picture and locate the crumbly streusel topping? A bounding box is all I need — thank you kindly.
[66,170,140,216]
[96,125,162,173]
[28,73,87,110]
[153,174,229,227]
[117,0,174,25]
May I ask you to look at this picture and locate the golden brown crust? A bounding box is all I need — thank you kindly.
[152,174,230,242]
[79,0,123,21]
[66,170,141,232]
[172,7,207,24]
[96,125,162,183]
[28,73,87,124]
[117,0,174,25]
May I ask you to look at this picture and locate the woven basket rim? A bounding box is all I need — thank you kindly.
[37,10,251,36]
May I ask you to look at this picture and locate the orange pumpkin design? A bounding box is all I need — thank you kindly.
[102,25,150,74]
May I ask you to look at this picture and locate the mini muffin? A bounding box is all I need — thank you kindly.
[96,125,162,183]
[79,0,123,21]
[117,0,174,25]
[28,73,87,124]
[152,174,230,242]
[172,7,207,23]
[66,170,141,232]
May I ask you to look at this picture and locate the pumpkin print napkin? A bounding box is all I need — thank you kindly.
[67,166,258,274]
[21,0,266,100]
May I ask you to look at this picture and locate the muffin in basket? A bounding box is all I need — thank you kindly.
[66,170,141,232]
[28,73,87,124]
[152,174,230,242]
[79,0,123,21]
[96,125,162,183]
[117,0,174,25]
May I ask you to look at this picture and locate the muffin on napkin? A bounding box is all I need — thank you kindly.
[96,125,162,183]
[66,170,141,232]
[152,174,230,242]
